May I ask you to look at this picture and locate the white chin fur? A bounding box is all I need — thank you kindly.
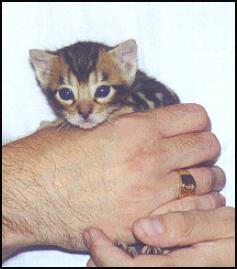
[78,121,100,129]
[65,112,108,129]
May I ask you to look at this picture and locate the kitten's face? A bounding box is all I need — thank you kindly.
[30,40,137,129]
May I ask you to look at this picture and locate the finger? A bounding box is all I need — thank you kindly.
[83,228,133,267]
[133,207,235,248]
[151,166,226,207]
[115,103,210,140]
[87,258,96,267]
[147,103,211,137]
[151,192,226,215]
[159,132,221,171]
[133,238,234,267]
[184,166,226,194]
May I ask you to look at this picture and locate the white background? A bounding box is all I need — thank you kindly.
[2,2,235,267]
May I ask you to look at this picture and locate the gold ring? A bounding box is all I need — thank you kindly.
[177,169,196,198]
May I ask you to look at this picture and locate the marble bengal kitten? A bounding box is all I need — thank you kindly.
[30,39,180,256]
[30,39,179,129]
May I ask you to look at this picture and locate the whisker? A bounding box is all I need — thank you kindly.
[106,118,115,126]
[56,121,68,133]
[65,122,72,130]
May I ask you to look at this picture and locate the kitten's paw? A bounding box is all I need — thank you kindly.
[115,240,139,257]
[39,121,53,129]
[115,240,170,257]
[140,245,163,255]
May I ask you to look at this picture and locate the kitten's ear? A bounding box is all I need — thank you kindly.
[109,39,137,84]
[29,49,60,88]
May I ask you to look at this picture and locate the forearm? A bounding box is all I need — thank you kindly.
[2,139,43,260]
[2,130,87,260]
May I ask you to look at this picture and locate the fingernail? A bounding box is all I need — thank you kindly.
[138,218,164,236]
[83,231,91,249]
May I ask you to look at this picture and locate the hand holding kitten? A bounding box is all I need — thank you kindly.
[2,104,224,260]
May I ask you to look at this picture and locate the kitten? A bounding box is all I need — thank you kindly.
[30,39,180,129]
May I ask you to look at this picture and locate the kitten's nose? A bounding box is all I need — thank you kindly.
[81,111,90,120]
[78,102,93,120]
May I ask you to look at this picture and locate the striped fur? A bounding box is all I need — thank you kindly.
[30,40,180,129]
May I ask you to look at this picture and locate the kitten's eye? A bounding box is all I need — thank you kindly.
[58,88,74,100]
[95,85,111,98]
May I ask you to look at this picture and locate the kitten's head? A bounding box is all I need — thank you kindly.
[30,40,137,129]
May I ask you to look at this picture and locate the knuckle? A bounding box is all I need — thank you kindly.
[171,103,205,114]
[202,132,221,156]
[188,103,207,113]
[187,104,210,129]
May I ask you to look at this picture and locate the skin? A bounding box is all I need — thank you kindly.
[85,207,235,267]
[2,104,225,262]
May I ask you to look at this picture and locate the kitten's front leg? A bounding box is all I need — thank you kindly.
[109,106,135,120]
[38,118,66,130]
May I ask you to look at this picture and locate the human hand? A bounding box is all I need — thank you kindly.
[84,207,235,267]
[3,104,224,257]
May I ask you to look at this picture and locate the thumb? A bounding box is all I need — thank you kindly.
[133,208,234,248]
[83,228,132,267]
